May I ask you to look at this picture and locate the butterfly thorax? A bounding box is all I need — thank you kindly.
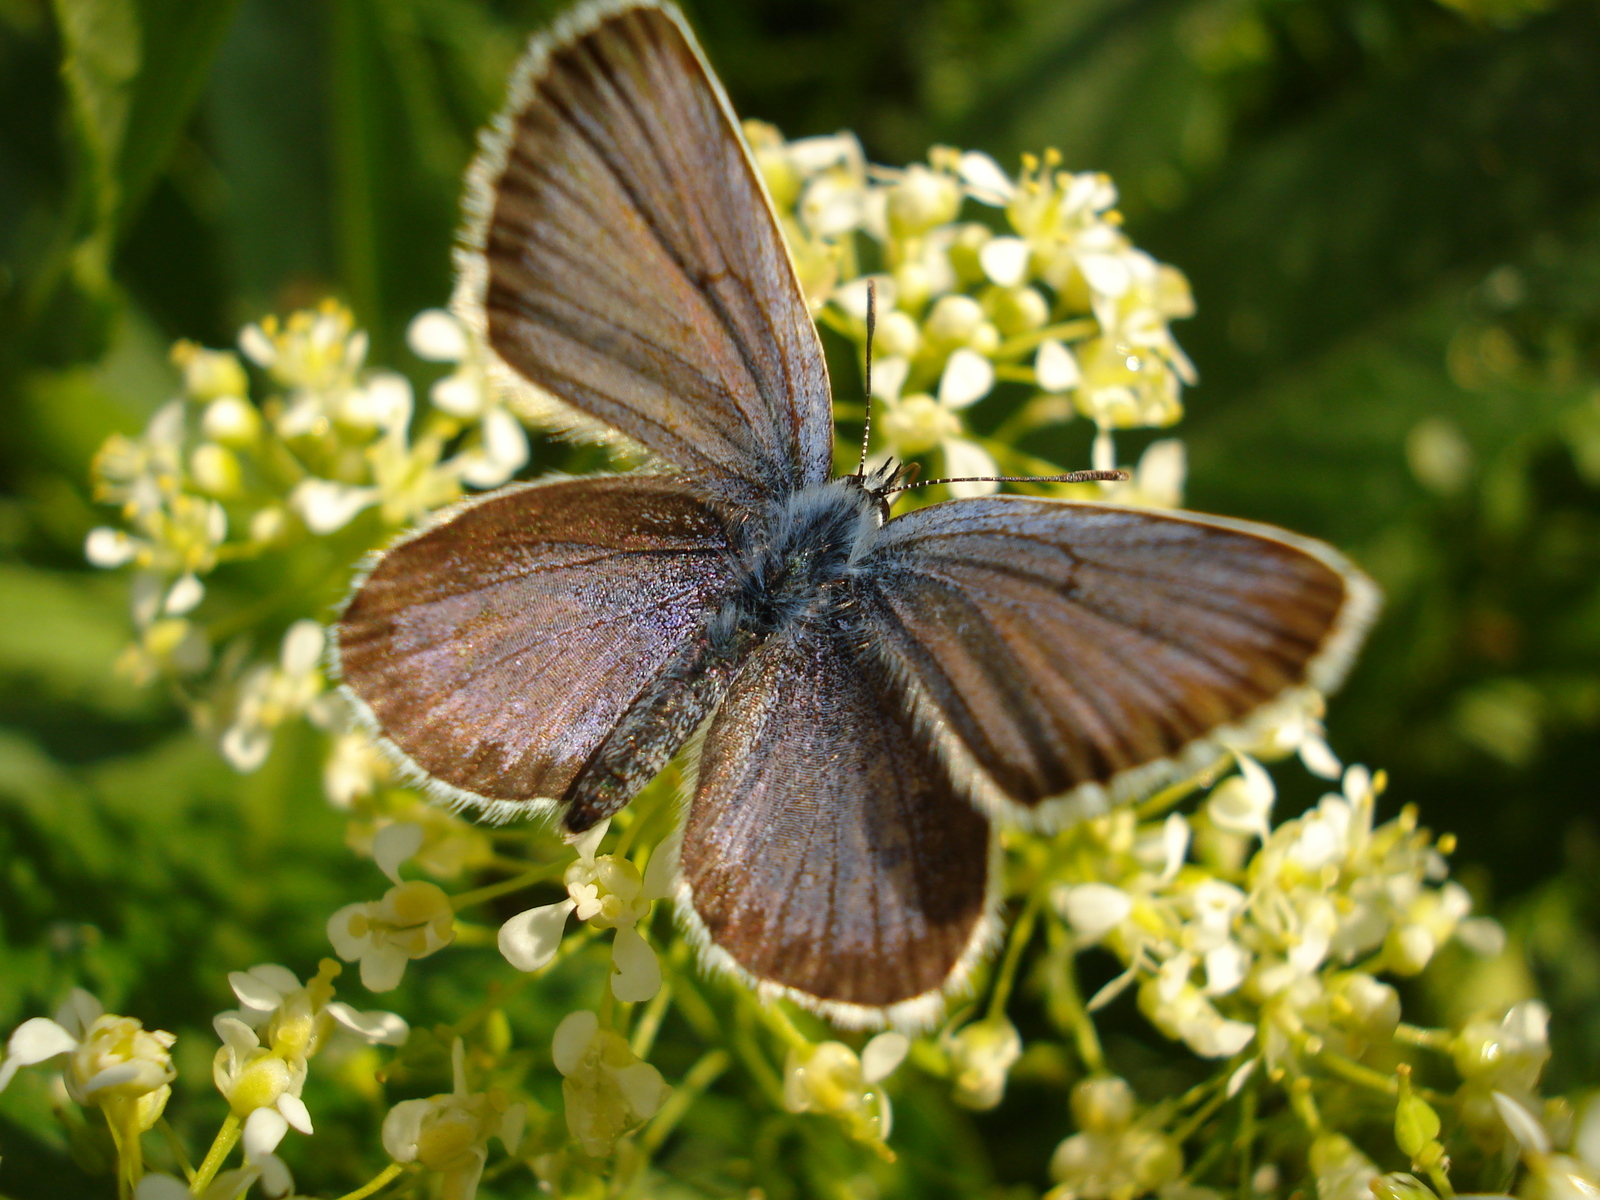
[560,479,880,832]
[721,479,882,645]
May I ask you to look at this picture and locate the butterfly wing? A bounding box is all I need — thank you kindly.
[336,475,737,821]
[680,624,994,1027]
[460,1,833,510]
[863,498,1380,827]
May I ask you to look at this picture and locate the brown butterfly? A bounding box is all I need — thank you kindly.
[335,0,1378,1029]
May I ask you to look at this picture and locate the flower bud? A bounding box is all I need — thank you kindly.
[983,285,1048,337]
[945,1017,1022,1110]
[1369,1173,1437,1200]
[1330,973,1401,1042]
[923,295,986,348]
[190,444,243,499]
[1309,1133,1380,1200]
[202,395,263,445]
[173,342,249,402]
[886,164,961,237]
[1070,1075,1135,1134]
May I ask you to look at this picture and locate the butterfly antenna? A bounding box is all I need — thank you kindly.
[882,468,1129,497]
[855,281,877,479]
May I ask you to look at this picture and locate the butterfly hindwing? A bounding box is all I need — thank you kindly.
[680,622,994,1024]
[465,1,833,510]
[336,476,738,819]
[863,497,1380,825]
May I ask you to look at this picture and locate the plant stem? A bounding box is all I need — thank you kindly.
[986,891,1042,1020]
[192,1111,242,1194]
[331,1163,404,1200]
[640,1049,731,1157]
[631,978,674,1060]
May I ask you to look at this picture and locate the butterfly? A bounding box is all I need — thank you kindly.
[335,0,1378,1030]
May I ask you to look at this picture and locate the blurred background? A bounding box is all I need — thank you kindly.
[1,0,1598,1194]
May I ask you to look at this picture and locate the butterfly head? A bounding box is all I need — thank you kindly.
[844,457,918,523]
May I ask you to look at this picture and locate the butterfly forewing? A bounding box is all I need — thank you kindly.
[681,624,993,1019]
[865,498,1379,823]
[337,476,737,818]
[469,2,833,510]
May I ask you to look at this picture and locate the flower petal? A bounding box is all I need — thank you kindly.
[861,1031,910,1083]
[212,1015,262,1057]
[359,945,411,993]
[498,900,576,973]
[979,237,1030,287]
[5,1017,79,1067]
[135,1175,195,1200]
[382,1098,433,1162]
[277,1092,314,1136]
[942,439,1000,500]
[407,309,468,362]
[612,1059,668,1119]
[243,1105,289,1157]
[569,819,610,862]
[1160,813,1190,882]
[326,1001,410,1046]
[640,829,683,902]
[1035,340,1082,393]
[1056,883,1133,943]
[958,151,1014,205]
[326,903,370,960]
[55,988,103,1038]
[610,926,663,1003]
[249,963,304,996]
[290,479,379,535]
[938,348,995,409]
[1493,1090,1551,1156]
[255,1152,295,1199]
[552,1010,599,1076]
[229,971,286,1013]
[163,574,205,616]
[373,822,424,885]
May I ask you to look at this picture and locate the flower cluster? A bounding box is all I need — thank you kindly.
[1046,1076,1182,1200]
[85,302,525,783]
[782,1031,910,1150]
[1052,762,1487,1066]
[497,818,677,1003]
[67,130,1590,1200]
[747,127,1195,496]
[0,988,176,1170]
[383,1038,525,1197]
[551,1010,668,1157]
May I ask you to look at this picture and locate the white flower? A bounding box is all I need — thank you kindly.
[240,303,368,394]
[328,878,457,991]
[498,821,677,1003]
[289,477,380,535]
[221,620,330,772]
[212,961,406,1137]
[322,728,392,809]
[406,309,530,489]
[1056,882,1134,944]
[944,1016,1023,1110]
[1207,752,1276,842]
[1,989,176,1140]
[384,1039,524,1200]
[552,1010,667,1157]
[957,150,1016,205]
[1047,1076,1183,1200]
[783,1032,908,1143]
[1140,956,1257,1059]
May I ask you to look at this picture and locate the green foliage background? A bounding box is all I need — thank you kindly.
[1,0,1597,1195]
